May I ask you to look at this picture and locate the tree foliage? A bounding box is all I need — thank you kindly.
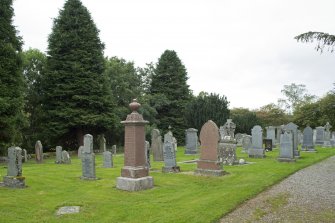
[0,0,25,153]
[42,0,115,148]
[230,108,260,135]
[150,50,192,143]
[185,92,230,132]
[295,31,335,53]
[255,103,290,127]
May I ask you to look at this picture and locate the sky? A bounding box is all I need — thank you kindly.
[13,0,335,109]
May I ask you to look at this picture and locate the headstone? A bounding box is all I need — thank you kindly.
[263,139,273,151]
[151,129,163,161]
[116,99,153,191]
[172,137,177,151]
[298,130,303,145]
[242,135,252,153]
[99,134,106,152]
[315,126,325,146]
[248,125,265,158]
[285,122,300,158]
[55,146,63,164]
[185,128,198,154]
[195,120,226,176]
[323,122,332,147]
[235,133,243,146]
[278,130,296,162]
[162,132,180,172]
[111,145,117,155]
[265,126,276,148]
[3,147,26,188]
[81,134,96,180]
[78,146,83,158]
[35,140,43,163]
[276,125,284,145]
[61,150,71,164]
[103,151,113,168]
[218,119,237,165]
[219,126,225,142]
[145,141,150,168]
[331,132,335,147]
[22,149,28,163]
[302,126,315,152]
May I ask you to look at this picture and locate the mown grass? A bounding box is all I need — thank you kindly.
[0,146,334,223]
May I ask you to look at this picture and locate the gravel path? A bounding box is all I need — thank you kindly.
[220,156,335,223]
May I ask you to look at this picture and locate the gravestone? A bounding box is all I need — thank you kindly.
[323,122,332,147]
[285,122,300,158]
[78,146,83,158]
[111,145,117,155]
[302,126,315,152]
[218,119,237,165]
[3,147,26,188]
[81,134,96,180]
[248,125,265,158]
[35,140,43,163]
[55,146,62,164]
[195,120,226,176]
[185,128,198,154]
[61,150,71,164]
[263,139,272,151]
[116,99,153,191]
[162,135,180,172]
[265,126,276,148]
[315,126,325,145]
[298,130,303,145]
[172,137,178,151]
[145,141,151,168]
[276,125,284,145]
[219,126,225,142]
[242,135,252,153]
[151,129,163,161]
[331,132,335,147]
[235,133,243,146]
[278,130,296,162]
[99,134,106,152]
[103,151,113,168]
[22,149,28,163]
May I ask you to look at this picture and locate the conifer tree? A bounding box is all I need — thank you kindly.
[0,0,25,153]
[150,50,192,143]
[43,0,115,147]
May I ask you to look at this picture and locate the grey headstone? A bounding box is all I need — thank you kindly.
[111,145,117,155]
[242,135,252,153]
[185,128,198,154]
[162,133,179,172]
[172,137,177,151]
[35,140,43,163]
[145,141,150,168]
[323,122,332,147]
[298,130,303,145]
[81,134,96,180]
[99,134,106,152]
[315,126,325,145]
[61,150,71,164]
[235,133,243,146]
[278,130,295,162]
[220,119,236,141]
[78,146,83,158]
[302,126,315,152]
[55,146,62,164]
[218,119,237,165]
[266,126,276,147]
[151,129,163,161]
[103,151,113,168]
[7,147,22,177]
[249,125,265,158]
[285,122,299,157]
[22,149,27,163]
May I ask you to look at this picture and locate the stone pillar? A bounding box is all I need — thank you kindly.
[55,146,62,164]
[116,99,153,191]
[81,134,96,180]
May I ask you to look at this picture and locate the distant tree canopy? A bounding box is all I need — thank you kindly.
[185,92,230,132]
[295,32,335,53]
[41,0,115,148]
[0,0,26,154]
[230,108,260,135]
[255,103,291,127]
[150,50,192,143]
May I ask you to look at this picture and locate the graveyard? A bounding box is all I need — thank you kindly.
[0,145,334,222]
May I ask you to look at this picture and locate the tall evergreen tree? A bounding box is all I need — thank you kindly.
[0,0,25,154]
[42,0,115,148]
[150,50,192,143]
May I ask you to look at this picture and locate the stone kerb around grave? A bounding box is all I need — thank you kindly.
[116,99,153,191]
[3,147,26,188]
[195,120,226,176]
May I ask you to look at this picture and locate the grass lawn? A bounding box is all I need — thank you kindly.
[0,146,334,223]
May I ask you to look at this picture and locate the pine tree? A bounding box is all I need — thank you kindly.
[0,0,25,154]
[42,0,115,147]
[150,50,192,143]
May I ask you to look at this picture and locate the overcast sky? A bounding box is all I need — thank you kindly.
[13,0,335,109]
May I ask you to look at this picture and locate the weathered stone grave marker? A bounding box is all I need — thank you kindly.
[278,130,295,162]
[3,147,26,188]
[248,125,265,158]
[35,140,43,163]
[151,129,163,161]
[185,128,198,154]
[302,126,315,152]
[81,134,96,180]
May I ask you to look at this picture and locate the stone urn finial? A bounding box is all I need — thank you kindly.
[129,99,140,113]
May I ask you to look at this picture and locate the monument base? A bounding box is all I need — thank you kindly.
[278,157,296,162]
[80,176,97,180]
[116,176,153,191]
[162,166,180,173]
[3,176,26,188]
[248,148,265,158]
[194,168,227,177]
